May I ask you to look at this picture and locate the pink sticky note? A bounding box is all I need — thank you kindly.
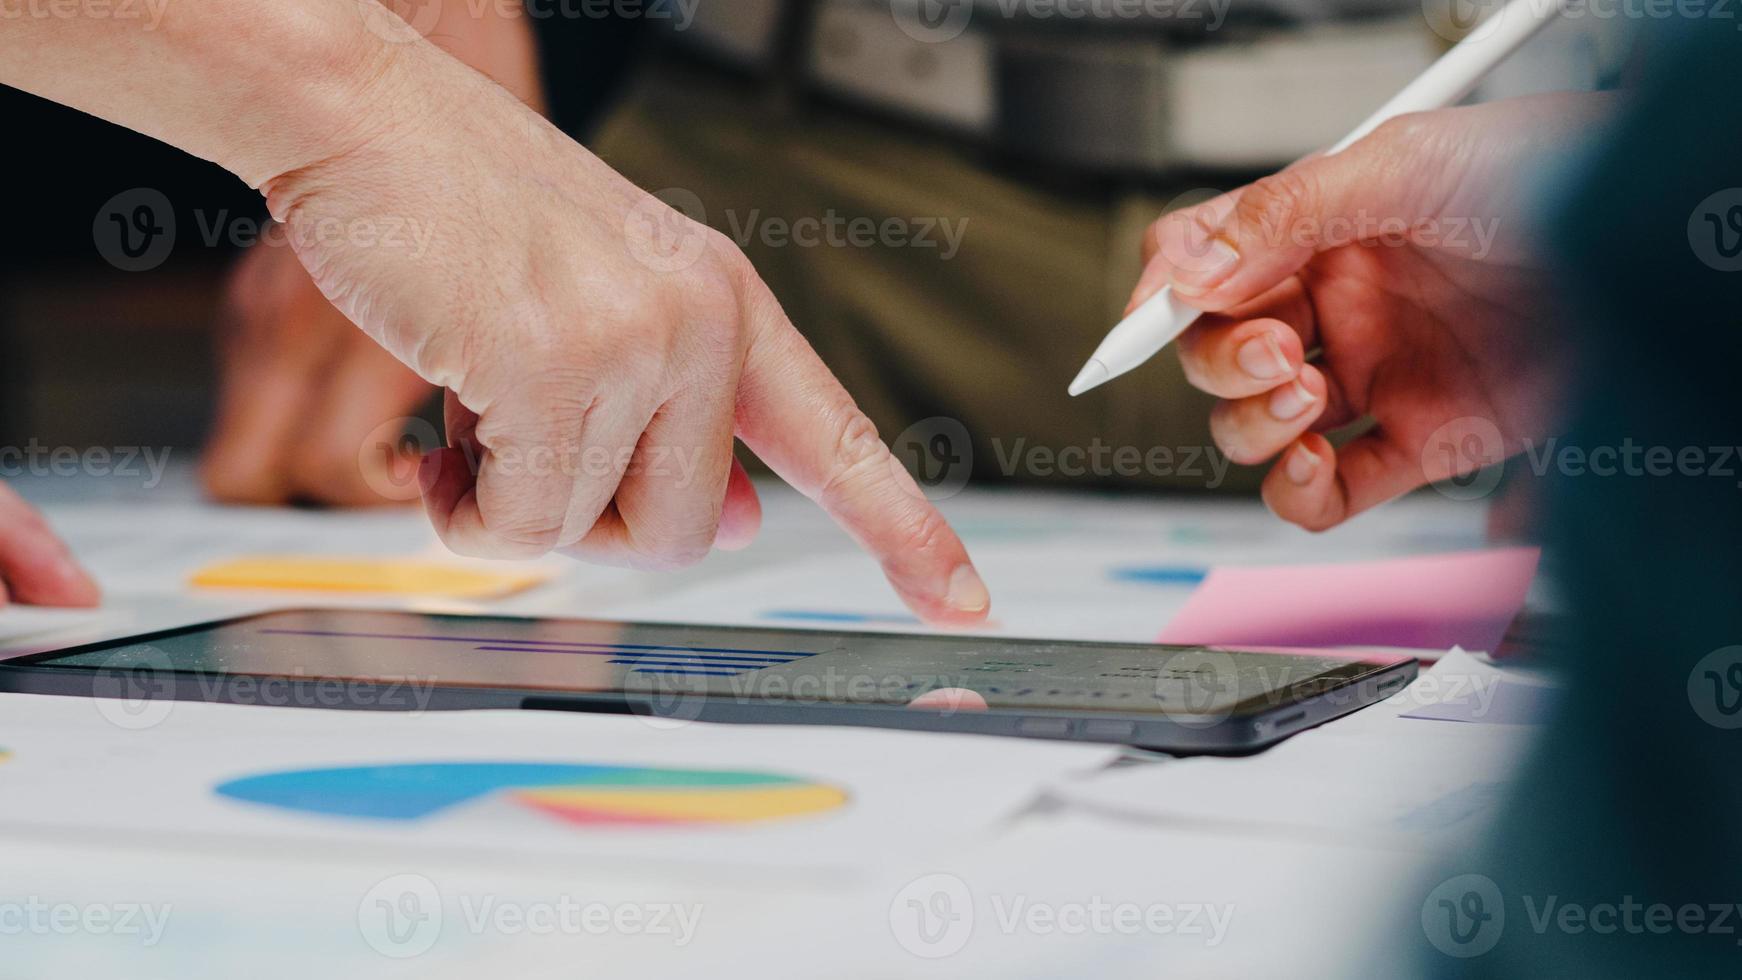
[1157,548,1541,655]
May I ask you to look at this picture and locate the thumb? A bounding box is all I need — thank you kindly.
[1154,119,1437,312]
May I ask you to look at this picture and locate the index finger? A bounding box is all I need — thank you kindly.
[732,281,990,626]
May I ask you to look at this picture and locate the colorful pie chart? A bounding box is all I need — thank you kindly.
[215,762,847,828]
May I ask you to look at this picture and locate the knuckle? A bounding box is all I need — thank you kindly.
[1182,204,1221,247]
[685,281,750,360]
[816,410,886,505]
[1242,168,1319,248]
[435,532,493,560]
[485,520,563,556]
[630,539,712,572]
[620,510,720,572]
[1153,205,1218,265]
[699,226,745,269]
[884,502,953,561]
[831,411,884,466]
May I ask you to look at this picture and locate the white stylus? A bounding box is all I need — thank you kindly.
[1066,0,1568,397]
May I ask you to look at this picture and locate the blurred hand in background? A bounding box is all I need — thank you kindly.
[202,0,542,508]
[201,237,434,506]
[0,483,100,609]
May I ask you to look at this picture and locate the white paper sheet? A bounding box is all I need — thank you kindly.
[0,606,109,646]
[0,692,1115,874]
[0,837,877,980]
[1051,649,1552,852]
[844,810,1437,979]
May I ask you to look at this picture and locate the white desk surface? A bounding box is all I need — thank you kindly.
[0,466,1525,978]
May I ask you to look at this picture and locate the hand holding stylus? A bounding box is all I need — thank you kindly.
[1126,95,1603,530]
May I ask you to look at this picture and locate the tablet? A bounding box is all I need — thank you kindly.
[0,608,1417,754]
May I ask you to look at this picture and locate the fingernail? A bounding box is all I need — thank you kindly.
[1268,380,1319,421]
[1170,239,1238,296]
[1237,333,1294,382]
[946,564,990,614]
[1285,442,1323,485]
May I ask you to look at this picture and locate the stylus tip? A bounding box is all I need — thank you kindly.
[1067,359,1110,397]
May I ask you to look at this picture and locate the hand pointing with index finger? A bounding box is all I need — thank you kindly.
[256,36,990,625]
[0,0,990,624]
[733,278,992,625]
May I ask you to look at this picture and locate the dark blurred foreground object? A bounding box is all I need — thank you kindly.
[1399,22,1742,978]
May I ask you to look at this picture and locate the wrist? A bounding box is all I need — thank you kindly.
[207,2,430,189]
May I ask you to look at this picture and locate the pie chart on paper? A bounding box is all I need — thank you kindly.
[214,762,848,828]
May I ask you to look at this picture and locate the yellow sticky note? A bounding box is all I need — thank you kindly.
[190,557,547,600]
